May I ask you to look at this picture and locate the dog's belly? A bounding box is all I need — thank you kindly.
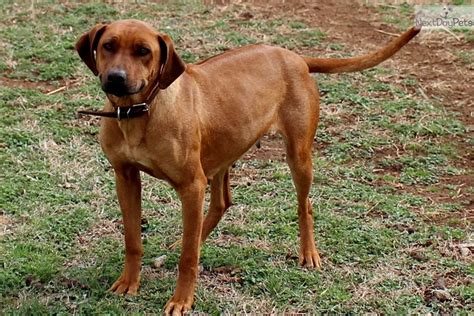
[198,92,282,176]
[200,118,278,177]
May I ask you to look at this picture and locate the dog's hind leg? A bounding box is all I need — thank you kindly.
[285,137,321,269]
[201,168,232,242]
[279,87,321,269]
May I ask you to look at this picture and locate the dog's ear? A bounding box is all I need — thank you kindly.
[75,23,108,76]
[157,34,186,89]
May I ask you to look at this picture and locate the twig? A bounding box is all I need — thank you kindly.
[417,84,430,101]
[394,144,401,158]
[376,4,398,10]
[46,86,66,95]
[365,202,381,215]
[375,29,399,37]
[29,0,36,20]
[440,26,461,41]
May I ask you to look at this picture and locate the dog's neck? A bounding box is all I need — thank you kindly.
[106,94,144,108]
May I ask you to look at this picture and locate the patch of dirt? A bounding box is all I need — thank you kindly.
[63,219,122,268]
[0,214,11,237]
[427,209,472,229]
[242,133,285,162]
[1,77,56,93]
[0,212,23,238]
[0,76,79,94]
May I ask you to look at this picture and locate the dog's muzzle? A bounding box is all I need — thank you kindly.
[101,69,145,97]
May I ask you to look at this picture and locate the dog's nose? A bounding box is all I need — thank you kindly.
[107,69,127,83]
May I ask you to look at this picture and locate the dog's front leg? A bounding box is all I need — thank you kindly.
[165,174,206,315]
[109,166,143,295]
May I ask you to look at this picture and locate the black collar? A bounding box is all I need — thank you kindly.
[78,102,149,120]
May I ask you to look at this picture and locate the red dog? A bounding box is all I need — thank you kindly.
[76,20,419,314]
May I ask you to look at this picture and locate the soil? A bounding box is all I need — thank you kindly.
[0,76,69,94]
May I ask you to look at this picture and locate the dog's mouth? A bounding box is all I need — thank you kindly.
[101,80,146,97]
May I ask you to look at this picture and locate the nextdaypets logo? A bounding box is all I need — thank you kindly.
[415,5,474,29]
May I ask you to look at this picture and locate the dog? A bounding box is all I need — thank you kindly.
[75,20,419,314]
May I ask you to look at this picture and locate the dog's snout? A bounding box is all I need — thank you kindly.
[107,69,127,83]
[102,69,135,97]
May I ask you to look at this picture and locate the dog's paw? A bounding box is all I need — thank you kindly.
[108,275,140,295]
[299,249,322,270]
[164,295,193,316]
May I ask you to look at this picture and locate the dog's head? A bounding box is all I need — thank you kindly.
[75,20,185,101]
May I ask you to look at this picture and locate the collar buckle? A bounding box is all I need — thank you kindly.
[117,102,149,120]
[131,102,148,109]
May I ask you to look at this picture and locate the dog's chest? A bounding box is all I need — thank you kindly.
[124,143,153,169]
[120,140,174,180]
[102,126,174,182]
[100,111,194,184]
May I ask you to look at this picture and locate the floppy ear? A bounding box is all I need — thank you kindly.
[75,23,108,76]
[158,34,186,89]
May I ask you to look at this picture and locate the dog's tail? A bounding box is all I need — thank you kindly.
[304,26,420,73]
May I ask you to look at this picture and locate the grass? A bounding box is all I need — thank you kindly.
[1,1,472,315]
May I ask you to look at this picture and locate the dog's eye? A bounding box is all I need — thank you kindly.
[137,47,150,56]
[103,42,114,52]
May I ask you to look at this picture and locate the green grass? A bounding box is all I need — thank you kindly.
[1,2,472,315]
